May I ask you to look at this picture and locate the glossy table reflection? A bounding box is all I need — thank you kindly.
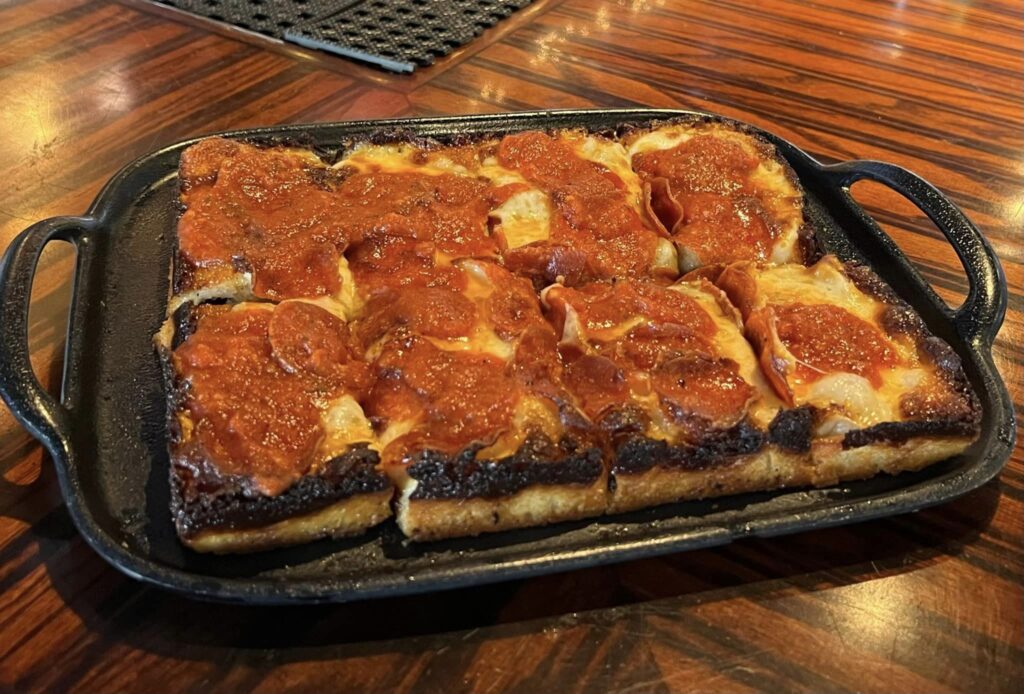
[1,1,1021,692]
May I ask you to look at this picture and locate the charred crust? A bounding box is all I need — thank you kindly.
[156,342,185,445]
[172,445,388,537]
[922,335,963,377]
[612,420,766,474]
[172,254,197,294]
[768,406,814,452]
[798,217,824,264]
[841,418,978,449]
[170,301,198,350]
[240,133,340,165]
[843,262,903,305]
[879,303,928,338]
[406,435,603,500]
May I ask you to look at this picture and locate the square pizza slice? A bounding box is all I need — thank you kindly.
[542,277,790,512]
[624,120,810,272]
[715,255,981,485]
[354,257,607,541]
[155,300,392,553]
[479,130,678,287]
[173,137,360,311]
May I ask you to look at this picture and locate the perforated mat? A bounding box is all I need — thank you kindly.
[152,0,534,72]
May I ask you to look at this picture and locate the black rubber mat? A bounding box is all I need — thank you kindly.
[154,0,349,39]
[152,0,534,72]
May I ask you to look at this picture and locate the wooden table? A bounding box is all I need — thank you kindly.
[1,1,1021,691]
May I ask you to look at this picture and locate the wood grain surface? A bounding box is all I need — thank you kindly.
[1,1,1021,692]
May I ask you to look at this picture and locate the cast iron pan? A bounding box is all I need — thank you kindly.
[0,110,1013,604]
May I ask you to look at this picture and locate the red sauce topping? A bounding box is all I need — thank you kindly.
[174,303,371,496]
[773,304,898,386]
[475,263,551,339]
[555,280,713,337]
[633,134,780,265]
[334,169,497,260]
[179,139,497,301]
[347,235,468,299]
[564,355,631,420]
[359,286,478,348]
[496,132,664,284]
[547,280,751,428]
[367,336,520,462]
[650,355,754,425]
[178,139,357,300]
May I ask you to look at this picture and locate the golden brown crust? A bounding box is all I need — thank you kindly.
[396,477,609,542]
[610,435,974,514]
[182,489,393,554]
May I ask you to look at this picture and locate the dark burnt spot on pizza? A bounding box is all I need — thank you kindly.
[170,301,198,350]
[879,303,928,338]
[768,406,814,453]
[841,418,980,450]
[841,262,910,307]
[407,435,603,500]
[611,420,766,474]
[172,445,388,537]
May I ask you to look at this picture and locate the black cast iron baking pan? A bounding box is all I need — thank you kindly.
[0,109,1013,605]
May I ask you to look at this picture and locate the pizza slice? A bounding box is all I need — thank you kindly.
[480,130,677,287]
[624,120,808,271]
[355,257,607,541]
[154,300,392,553]
[173,137,359,312]
[542,277,789,512]
[715,255,980,485]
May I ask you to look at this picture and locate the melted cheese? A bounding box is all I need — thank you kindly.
[320,394,376,453]
[561,130,645,212]
[668,280,783,427]
[479,156,553,249]
[337,143,472,176]
[749,257,880,323]
[490,189,551,249]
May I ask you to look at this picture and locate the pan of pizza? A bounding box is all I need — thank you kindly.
[0,110,1012,603]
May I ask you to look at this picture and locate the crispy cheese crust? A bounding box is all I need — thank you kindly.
[160,119,981,551]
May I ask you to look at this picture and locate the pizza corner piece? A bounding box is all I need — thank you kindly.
[154,300,393,554]
[715,254,981,486]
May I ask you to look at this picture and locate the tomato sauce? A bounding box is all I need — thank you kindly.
[178,139,357,300]
[367,336,520,462]
[178,139,497,301]
[497,132,662,282]
[773,304,898,386]
[632,134,779,265]
[174,302,371,496]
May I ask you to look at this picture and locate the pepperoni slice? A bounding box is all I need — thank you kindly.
[564,354,630,420]
[496,131,663,281]
[651,355,754,427]
[360,286,478,346]
[773,304,898,386]
[268,301,351,378]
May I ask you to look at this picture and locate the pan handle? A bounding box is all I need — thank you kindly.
[824,160,1007,347]
[0,216,93,462]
